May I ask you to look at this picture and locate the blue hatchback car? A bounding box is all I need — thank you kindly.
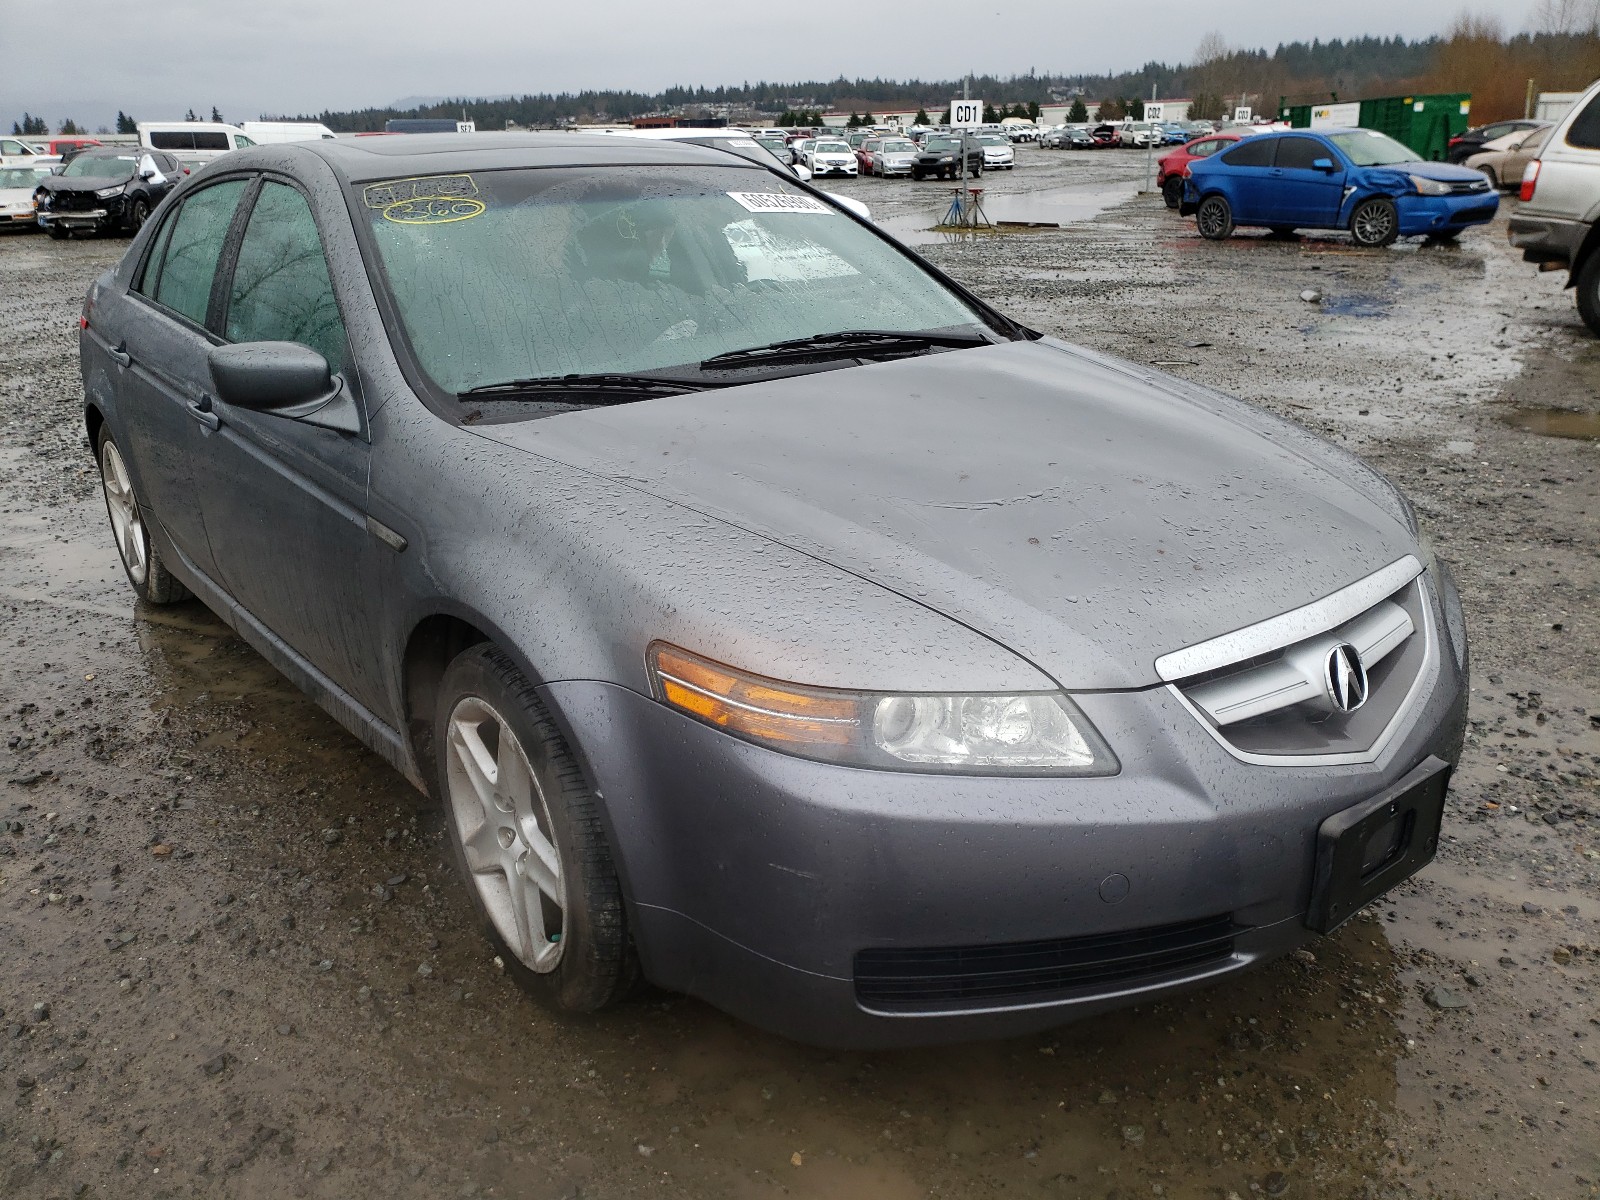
[1181,127,1498,247]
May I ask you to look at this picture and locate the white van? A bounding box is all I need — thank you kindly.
[238,121,338,145]
[136,122,256,162]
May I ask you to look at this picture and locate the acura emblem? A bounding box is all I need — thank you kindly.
[1324,643,1369,713]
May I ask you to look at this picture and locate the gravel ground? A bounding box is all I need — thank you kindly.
[1,146,1596,1200]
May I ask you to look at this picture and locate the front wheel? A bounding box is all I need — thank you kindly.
[435,644,636,1012]
[126,197,150,234]
[97,429,189,604]
[1350,196,1399,248]
[1196,194,1234,240]
[1480,165,1499,190]
[47,225,68,240]
[1161,177,1183,209]
[1576,252,1600,338]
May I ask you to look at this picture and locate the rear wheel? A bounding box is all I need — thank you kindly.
[97,428,189,604]
[1196,194,1234,240]
[1576,252,1600,338]
[1349,197,1399,248]
[435,644,636,1012]
[1161,177,1183,209]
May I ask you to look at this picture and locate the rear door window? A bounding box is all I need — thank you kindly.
[147,179,249,327]
[1189,139,1222,157]
[1567,91,1600,149]
[1274,137,1328,170]
[224,181,346,371]
[1221,138,1275,167]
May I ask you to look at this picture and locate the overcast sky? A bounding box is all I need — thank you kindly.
[3,0,1540,132]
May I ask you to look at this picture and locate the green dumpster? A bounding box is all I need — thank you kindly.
[1277,94,1472,160]
[1357,94,1472,161]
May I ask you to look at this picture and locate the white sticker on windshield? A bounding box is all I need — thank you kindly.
[726,191,833,215]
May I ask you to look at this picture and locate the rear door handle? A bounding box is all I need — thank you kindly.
[108,343,131,369]
[187,395,220,432]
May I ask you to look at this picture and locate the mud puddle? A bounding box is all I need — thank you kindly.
[881,181,1141,245]
[1502,406,1600,439]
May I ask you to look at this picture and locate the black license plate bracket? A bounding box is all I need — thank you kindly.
[1306,756,1451,935]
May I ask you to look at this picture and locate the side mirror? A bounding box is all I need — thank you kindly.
[208,342,360,434]
[1312,157,1336,172]
[792,163,812,181]
[136,154,166,185]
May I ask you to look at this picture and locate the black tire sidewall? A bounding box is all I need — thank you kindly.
[1198,195,1233,240]
[1576,253,1600,338]
[433,644,633,1013]
[1162,178,1183,209]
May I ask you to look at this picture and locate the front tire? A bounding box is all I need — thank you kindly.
[435,644,636,1012]
[1576,252,1600,338]
[97,429,189,604]
[47,225,68,240]
[1480,165,1499,189]
[1350,196,1399,248]
[1196,194,1234,240]
[126,197,150,234]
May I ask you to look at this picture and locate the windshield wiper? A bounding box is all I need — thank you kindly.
[460,373,714,402]
[700,329,993,370]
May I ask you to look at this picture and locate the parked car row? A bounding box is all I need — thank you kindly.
[1041,119,1218,150]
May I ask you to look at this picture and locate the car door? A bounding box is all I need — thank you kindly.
[1214,136,1277,222]
[117,176,251,580]
[1269,135,1346,226]
[192,176,386,710]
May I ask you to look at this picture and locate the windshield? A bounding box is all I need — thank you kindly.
[976,135,1007,146]
[1326,130,1420,166]
[881,140,915,153]
[814,141,850,153]
[361,165,991,397]
[0,168,44,189]
[925,139,959,151]
[62,154,137,180]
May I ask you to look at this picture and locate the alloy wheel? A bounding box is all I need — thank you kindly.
[100,439,148,585]
[1352,201,1397,246]
[445,696,566,973]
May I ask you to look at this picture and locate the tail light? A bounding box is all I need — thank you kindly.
[80,286,95,331]
[1520,159,1540,202]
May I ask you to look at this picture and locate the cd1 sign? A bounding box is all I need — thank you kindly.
[950,100,984,127]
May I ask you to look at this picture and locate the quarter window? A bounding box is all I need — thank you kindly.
[1220,138,1275,167]
[146,179,248,326]
[1568,91,1600,150]
[225,181,346,371]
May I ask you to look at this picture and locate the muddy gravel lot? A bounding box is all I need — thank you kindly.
[1,146,1597,1200]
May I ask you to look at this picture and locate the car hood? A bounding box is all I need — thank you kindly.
[39,176,126,195]
[1365,160,1488,183]
[478,341,1413,689]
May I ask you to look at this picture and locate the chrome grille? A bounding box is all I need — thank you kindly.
[1164,558,1434,763]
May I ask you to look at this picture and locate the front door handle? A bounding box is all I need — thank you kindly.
[187,395,220,432]
[108,343,131,369]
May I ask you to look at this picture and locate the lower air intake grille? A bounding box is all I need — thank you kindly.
[854,914,1238,1012]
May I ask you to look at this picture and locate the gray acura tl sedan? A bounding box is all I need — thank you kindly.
[79,134,1468,1047]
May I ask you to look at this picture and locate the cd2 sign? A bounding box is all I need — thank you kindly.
[950,100,984,127]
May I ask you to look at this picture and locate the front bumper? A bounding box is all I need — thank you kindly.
[1395,191,1498,236]
[813,163,857,176]
[541,582,1469,1047]
[37,207,109,229]
[1508,211,1587,268]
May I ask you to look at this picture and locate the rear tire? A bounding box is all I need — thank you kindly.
[96,428,190,605]
[434,644,637,1013]
[1161,177,1183,209]
[1576,252,1600,338]
[1196,194,1234,240]
[1349,196,1399,248]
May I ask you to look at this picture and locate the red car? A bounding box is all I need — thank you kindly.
[1089,124,1119,148]
[1157,132,1247,208]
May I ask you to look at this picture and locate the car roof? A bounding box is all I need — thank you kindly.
[245,132,765,183]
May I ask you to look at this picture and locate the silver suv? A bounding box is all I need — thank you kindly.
[1509,78,1600,335]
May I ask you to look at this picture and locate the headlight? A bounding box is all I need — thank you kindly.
[95,186,124,199]
[649,643,1118,776]
[1408,175,1452,196]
